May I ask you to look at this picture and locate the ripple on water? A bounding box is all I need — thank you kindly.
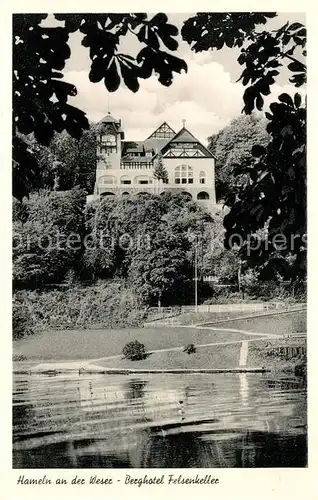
[12,372,307,468]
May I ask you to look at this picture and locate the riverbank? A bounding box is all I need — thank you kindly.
[12,326,259,361]
[81,336,306,374]
[13,309,306,377]
[13,333,306,377]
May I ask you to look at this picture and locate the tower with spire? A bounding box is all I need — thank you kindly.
[94,112,124,194]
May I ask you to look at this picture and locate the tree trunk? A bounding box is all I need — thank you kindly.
[158,294,162,312]
[53,173,59,191]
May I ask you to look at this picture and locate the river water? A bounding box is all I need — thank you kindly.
[13,372,306,468]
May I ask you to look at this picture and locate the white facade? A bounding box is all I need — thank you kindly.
[89,116,216,211]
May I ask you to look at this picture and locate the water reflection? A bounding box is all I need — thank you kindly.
[13,373,307,468]
[239,374,249,407]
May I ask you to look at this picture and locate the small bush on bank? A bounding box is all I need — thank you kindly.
[294,357,307,378]
[183,343,196,355]
[13,353,27,361]
[122,340,147,361]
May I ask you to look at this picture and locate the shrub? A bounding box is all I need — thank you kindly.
[13,353,27,361]
[183,343,196,355]
[294,358,307,378]
[122,340,147,361]
[12,282,147,330]
[12,298,34,339]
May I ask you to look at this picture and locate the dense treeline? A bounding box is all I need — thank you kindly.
[12,191,212,336]
[13,189,305,296]
[13,190,214,303]
[13,189,306,337]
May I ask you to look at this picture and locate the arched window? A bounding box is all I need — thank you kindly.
[100,192,115,197]
[181,192,192,200]
[197,191,209,200]
[175,165,193,184]
[98,175,116,185]
[120,175,132,185]
[137,192,151,198]
[199,171,206,184]
[134,175,152,185]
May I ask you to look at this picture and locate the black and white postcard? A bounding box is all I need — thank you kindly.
[3,1,317,499]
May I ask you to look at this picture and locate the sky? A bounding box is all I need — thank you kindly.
[44,12,306,144]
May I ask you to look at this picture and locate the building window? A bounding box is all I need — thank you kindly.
[134,175,152,184]
[101,134,116,145]
[200,171,206,184]
[99,175,116,185]
[100,191,115,197]
[100,146,114,155]
[175,165,194,184]
[197,191,209,200]
[121,175,131,185]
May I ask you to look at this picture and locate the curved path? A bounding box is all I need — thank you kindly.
[24,326,281,374]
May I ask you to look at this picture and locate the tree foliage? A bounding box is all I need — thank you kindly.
[153,152,168,183]
[13,191,216,305]
[182,13,306,278]
[182,13,306,112]
[84,192,213,304]
[21,122,101,193]
[13,13,187,199]
[208,114,270,202]
[223,93,306,278]
[13,188,86,288]
[153,152,168,194]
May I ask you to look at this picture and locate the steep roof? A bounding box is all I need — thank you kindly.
[142,137,171,152]
[126,144,144,153]
[121,124,215,160]
[169,127,198,143]
[160,127,216,158]
[146,122,176,140]
[99,112,120,124]
[98,112,124,137]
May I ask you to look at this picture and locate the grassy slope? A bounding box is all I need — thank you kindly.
[96,337,306,371]
[96,344,242,370]
[13,327,257,361]
[203,310,306,334]
[13,310,306,373]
